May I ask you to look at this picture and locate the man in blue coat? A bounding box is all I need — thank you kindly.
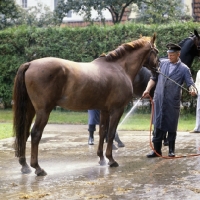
[143,43,197,157]
[88,109,100,145]
[88,109,125,149]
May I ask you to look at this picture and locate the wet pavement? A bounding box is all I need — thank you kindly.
[1,124,200,200]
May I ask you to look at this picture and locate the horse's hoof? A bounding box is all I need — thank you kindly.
[21,166,32,174]
[109,161,119,167]
[35,169,47,176]
[99,159,107,166]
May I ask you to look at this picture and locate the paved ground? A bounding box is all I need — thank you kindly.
[1,124,200,200]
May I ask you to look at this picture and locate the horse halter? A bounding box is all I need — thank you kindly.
[144,42,159,72]
[194,37,200,59]
[196,43,200,51]
[190,35,200,58]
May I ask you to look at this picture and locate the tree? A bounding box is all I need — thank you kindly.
[0,0,20,29]
[55,0,192,25]
[0,1,61,29]
[55,0,139,24]
[136,0,192,24]
[16,3,59,27]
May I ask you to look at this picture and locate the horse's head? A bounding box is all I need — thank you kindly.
[191,29,200,59]
[143,33,159,73]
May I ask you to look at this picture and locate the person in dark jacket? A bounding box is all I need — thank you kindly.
[143,43,197,157]
[88,109,125,149]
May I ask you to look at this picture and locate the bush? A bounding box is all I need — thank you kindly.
[0,22,199,108]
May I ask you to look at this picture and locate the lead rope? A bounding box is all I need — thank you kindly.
[145,94,200,159]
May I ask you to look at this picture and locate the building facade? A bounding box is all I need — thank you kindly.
[192,0,200,21]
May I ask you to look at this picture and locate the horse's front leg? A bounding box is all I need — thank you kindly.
[30,111,49,176]
[106,132,119,167]
[106,108,124,167]
[97,111,109,166]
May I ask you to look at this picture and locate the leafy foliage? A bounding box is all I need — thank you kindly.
[136,0,192,24]
[0,0,21,29]
[0,2,60,30]
[55,0,138,24]
[15,3,60,27]
[55,0,192,25]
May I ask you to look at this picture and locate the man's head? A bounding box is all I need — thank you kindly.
[166,43,181,63]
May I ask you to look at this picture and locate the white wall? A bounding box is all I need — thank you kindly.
[182,0,192,15]
[15,0,55,10]
[63,9,112,22]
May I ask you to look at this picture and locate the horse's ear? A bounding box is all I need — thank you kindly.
[194,29,200,38]
[151,33,156,44]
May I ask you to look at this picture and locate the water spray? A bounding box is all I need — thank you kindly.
[117,96,143,130]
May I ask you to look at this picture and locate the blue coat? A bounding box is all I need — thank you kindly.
[88,109,100,125]
[152,59,194,132]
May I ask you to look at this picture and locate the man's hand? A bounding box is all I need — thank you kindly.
[189,85,198,96]
[142,90,150,98]
[142,79,156,98]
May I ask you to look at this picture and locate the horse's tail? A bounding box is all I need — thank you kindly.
[13,62,34,157]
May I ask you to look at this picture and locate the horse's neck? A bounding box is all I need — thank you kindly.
[124,58,145,83]
[179,38,196,68]
[125,47,151,79]
[180,52,195,68]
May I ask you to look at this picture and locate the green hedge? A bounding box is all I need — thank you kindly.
[0,21,200,108]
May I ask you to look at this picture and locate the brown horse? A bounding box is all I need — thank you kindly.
[13,34,158,176]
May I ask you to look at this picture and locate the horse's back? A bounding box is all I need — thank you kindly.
[24,57,133,111]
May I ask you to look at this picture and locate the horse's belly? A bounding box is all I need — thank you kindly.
[56,95,104,111]
[56,85,133,111]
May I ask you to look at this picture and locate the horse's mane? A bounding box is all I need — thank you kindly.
[100,36,151,62]
[179,37,190,47]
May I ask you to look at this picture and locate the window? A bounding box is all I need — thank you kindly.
[22,0,27,8]
[67,10,72,17]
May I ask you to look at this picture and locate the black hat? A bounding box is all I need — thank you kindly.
[166,43,181,53]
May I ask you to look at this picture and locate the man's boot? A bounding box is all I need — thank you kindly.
[114,132,125,147]
[146,142,162,158]
[88,131,94,145]
[168,140,175,157]
[163,133,169,146]
[88,124,95,145]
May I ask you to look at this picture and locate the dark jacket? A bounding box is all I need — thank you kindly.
[88,109,100,125]
[151,59,194,132]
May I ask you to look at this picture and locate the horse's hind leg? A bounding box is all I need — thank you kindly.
[97,111,109,166]
[19,104,35,174]
[30,110,50,176]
